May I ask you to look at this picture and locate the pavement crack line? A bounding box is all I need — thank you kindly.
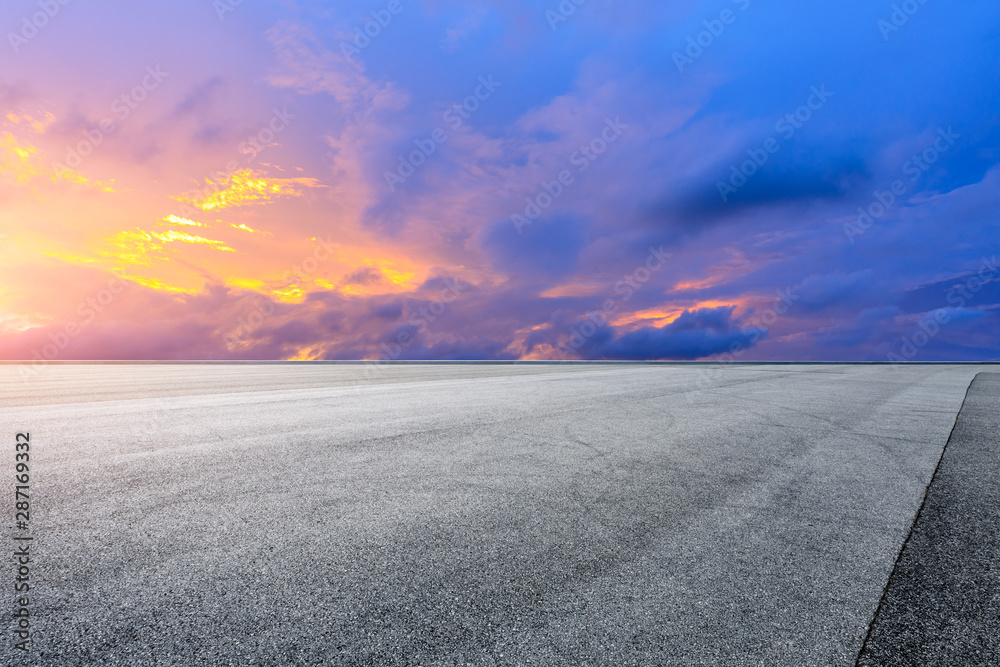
[853,373,979,666]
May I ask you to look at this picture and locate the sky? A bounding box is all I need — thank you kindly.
[0,0,998,362]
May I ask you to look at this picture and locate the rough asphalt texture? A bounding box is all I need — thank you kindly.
[858,372,1000,666]
[0,363,993,665]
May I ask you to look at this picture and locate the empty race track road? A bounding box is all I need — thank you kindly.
[0,363,995,665]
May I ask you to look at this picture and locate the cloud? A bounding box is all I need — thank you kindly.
[170,77,226,119]
[264,22,408,111]
[792,271,874,313]
[574,306,767,360]
[178,169,324,211]
[898,267,1000,314]
[342,267,384,286]
[670,154,870,227]
[812,307,900,349]
[0,130,113,192]
[2,0,1000,362]
[484,215,588,281]
[928,307,988,325]
[441,8,488,52]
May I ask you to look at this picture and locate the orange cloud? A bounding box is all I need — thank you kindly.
[611,300,747,329]
[674,276,724,291]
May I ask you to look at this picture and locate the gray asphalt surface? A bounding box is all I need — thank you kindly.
[858,372,1000,666]
[0,363,992,665]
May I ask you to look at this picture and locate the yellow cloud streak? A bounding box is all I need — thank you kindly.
[5,110,56,134]
[180,169,322,211]
[0,131,113,191]
[89,227,238,293]
[162,215,202,227]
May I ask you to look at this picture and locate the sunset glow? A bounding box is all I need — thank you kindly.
[1,1,998,361]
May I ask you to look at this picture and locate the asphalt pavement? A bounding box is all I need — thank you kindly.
[858,372,1000,666]
[0,363,994,665]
